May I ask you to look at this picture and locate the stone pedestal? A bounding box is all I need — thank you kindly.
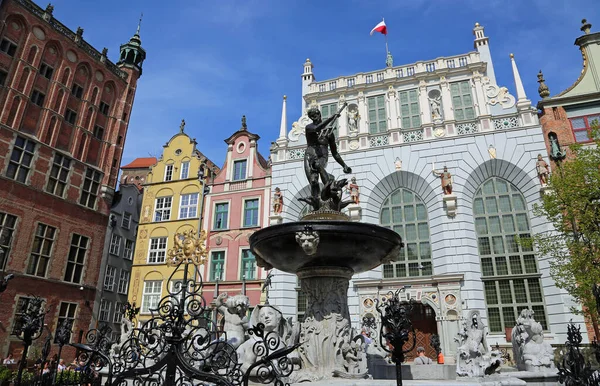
[297,267,353,380]
[346,204,362,222]
[443,194,457,217]
[269,214,283,225]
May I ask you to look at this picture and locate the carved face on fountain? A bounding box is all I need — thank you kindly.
[295,230,320,256]
[258,306,281,332]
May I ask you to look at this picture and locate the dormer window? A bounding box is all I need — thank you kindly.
[233,160,247,181]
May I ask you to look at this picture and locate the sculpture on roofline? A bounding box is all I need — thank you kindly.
[511,309,554,372]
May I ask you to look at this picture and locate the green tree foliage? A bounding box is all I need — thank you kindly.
[533,119,600,322]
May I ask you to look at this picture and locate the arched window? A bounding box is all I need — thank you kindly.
[473,177,547,333]
[380,188,431,278]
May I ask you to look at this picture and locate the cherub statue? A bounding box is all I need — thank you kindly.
[273,187,283,215]
[215,292,250,349]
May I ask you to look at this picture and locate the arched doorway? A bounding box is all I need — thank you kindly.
[405,302,437,361]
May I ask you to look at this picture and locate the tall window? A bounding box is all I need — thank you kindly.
[233,160,247,181]
[368,95,387,134]
[450,81,475,121]
[39,63,54,79]
[7,136,36,183]
[141,280,162,313]
[121,213,132,229]
[240,249,256,280]
[124,240,134,260]
[569,114,600,143]
[243,199,259,227]
[93,125,104,140]
[0,212,17,271]
[179,193,199,219]
[214,203,229,230]
[26,223,56,277]
[80,168,102,209]
[210,251,225,281]
[99,300,111,322]
[474,177,547,333]
[46,153,71,197]
[399,90,421,129]
[63,234,88,284]
[118,270,130,294]
[180,161,190,179]
[154,196,172,221]
[109,234,122,255]
[113,303,125,324]
[164,164,173,181]
[104,266,117,291]
[320,103,339,138]
[380,188,431,278]
[54,302,76,343]
[99,101,110,115]
[148,237,167,263]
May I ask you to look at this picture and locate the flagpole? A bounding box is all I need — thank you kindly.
[383,17,388,56]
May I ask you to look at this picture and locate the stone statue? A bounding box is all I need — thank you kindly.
[433,165,453,195]
[455,310,502,377]
[536,154,549,186]
[511,309,554,372]
[347,108,359,136]
[110,317,133,358]
[299,104,352,211]
[215,292,249,348]
[346,177,360,204]
[386,51,393,68]
[295,226,320,256]
[273,187,283,214]
[488,144,497,159]
[430,95,442,121]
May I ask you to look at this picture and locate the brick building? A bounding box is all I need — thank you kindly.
[536,19,600,339]
[120,157,156,190]
[0,0,145,358]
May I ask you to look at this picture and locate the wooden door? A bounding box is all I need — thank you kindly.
[404,303,438,362]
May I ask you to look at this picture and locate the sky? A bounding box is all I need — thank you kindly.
[47,0,599,168]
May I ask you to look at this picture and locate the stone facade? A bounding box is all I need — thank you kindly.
[268,23,586,363]
[0,0,143,359]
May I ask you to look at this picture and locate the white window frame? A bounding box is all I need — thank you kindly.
[148,237,167,264]
[118,270,130,294]
[141,280,162,314]
[113,303,125,324]
[123,239,134,260]
[109,234,122,255]
[104,266,117,291]
[164,164,173,181]
[154,196,172,222]
[179,193,199,219]
[99,300,111,322]
[180,161,190,179]
[121,213,132,229]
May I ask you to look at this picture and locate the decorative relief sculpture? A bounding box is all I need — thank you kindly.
[167,229,208,267]
[488,144,497,159]
[215,292,250,349]
[428,89,443,123]
[272,187,283,214]
[394,158,402,170]
[295,226,320,256]
[289,115,311,142]
[432,164,453,195]
[511,309,555,372]
[536,154,549,187]
[347,106,360,137]
[455,310,502,377]
[346,177,360,204]
[482,77,516,109]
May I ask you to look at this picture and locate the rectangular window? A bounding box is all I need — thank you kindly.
[399,89,421,129]
[54,302,76,343]
[0,69,7,86]
[93,125,104,141]
[154,196,172,221]
[0,212,18,271]
[569,115,600,143]
[65,109,77,125]
[213,203,229,230]
[240,249,256,280]
[99,300,111,322]
[180,161,190,179]
[0,38,17,57]
[63,234,88,284]
[179,193,199,219]
[71,83,84,99]
[243,199,259,227]
[39,63,54,79]
[210,251,225,281]
[26,223,56,277]
[124,239,134,260]
[142,280,162,313]
[12,296,33,334]
[450,81,475,121]
[31,89,45,107]
[104,266,117,291]
[367,95,387,134]
[118,270,130,294]
[99,101,110,115]
[320,103,339,138]
[148,237,167,264]
[7,136,36,183]
[122,213,132,229]
[109,234,122,255]
[347,78,355,87]
[164,164,173,181]
[79,168,102,208]
[365,75,373,84]
[233,160,247,181]
[46,153,71,197]
[113,303,125,324]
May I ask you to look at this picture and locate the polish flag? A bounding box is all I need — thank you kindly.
[370,20,387,36]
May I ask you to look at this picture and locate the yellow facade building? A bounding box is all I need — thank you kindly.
[128,124,218,323]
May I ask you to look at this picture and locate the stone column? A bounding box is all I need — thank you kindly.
[357,92,368,135]
[297,267,353,379]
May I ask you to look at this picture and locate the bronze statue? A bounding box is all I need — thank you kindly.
[433,166,453,195]
[300,103,352,211]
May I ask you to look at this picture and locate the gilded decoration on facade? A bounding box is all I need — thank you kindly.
[166,229,208,267]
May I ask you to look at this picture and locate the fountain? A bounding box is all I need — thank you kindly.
[249,104,403,380]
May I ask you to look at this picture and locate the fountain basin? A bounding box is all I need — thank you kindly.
[249,220,403,275]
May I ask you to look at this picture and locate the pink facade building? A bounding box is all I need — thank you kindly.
[201,117,271,308]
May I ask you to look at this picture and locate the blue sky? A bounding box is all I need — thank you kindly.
[49,0,599,168]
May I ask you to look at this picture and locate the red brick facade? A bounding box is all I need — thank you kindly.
[0,0,142,360]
